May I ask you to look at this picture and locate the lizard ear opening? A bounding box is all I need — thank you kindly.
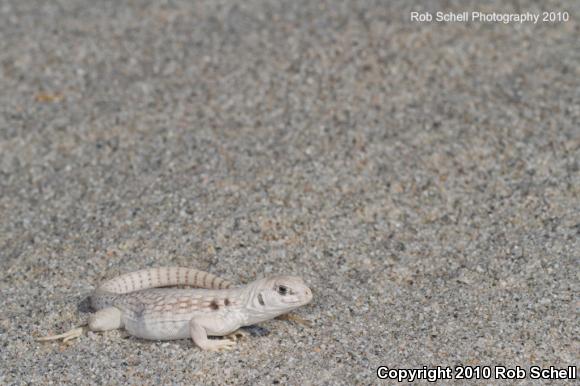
[257,293,265,306]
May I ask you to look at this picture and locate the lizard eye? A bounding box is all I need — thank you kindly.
[277,285,289,296]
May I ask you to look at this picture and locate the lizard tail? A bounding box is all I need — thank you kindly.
[97,267,234,294]
[91,267,234,310]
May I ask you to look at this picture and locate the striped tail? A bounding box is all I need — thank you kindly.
[91,267,234,310]
[97,267,233,293]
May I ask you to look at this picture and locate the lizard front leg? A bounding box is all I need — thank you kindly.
[189,317,237,352]
[36,326,85,343]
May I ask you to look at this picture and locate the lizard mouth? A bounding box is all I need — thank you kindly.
[290,287,312,305]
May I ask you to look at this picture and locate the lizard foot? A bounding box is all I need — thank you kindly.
[225,329,249,342]
[36,326,85,343]
[276,313,312,327]
[201,338,237,352]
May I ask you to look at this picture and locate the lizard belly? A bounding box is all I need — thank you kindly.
[202,312,246,336]
[123,314,191,340]
[123,312,241,339]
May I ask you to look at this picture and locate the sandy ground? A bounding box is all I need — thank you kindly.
[0,0,578,384]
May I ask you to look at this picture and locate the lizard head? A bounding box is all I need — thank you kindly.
[247,276,313,317]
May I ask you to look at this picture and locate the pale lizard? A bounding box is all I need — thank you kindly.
[37,267,313,351]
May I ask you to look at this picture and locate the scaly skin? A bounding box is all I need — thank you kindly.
[37,267,313,351]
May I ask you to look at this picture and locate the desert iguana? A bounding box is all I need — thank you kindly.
[37,267,313,351]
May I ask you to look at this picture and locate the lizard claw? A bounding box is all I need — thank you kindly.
[36,326,85,343]
[276,313,313,327]
[225,330,249,342]
[212,338,237,352]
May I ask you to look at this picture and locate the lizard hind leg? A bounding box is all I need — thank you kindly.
[88,307,123,331]
[36,326,86,343]
[37,307,123,343]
